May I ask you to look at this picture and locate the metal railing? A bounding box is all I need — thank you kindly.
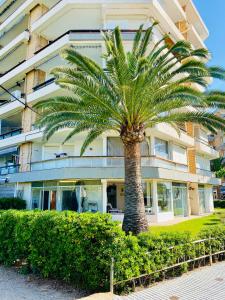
[33,78,55,92]
[0,128,22,140]
[111,237,225,293]
[30,156,188,172]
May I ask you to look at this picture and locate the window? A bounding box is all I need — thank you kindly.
[157,182,172,212]
[107,137,150,156]
[154,138,169,159]
[31,189,41,209]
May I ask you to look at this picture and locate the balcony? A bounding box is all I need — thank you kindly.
[195,138,219,159]
[187,24,206,49]
[196,168,215,178]
[178,0,209,41]
[0,128,22,140]
[149,123,194,147]
[0,30,139,86]
[0,0,38,35]
[30,155,188,172]
[0,31,29,72]
[31,0,184,42]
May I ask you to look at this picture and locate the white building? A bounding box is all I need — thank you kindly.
[0,0,220,223]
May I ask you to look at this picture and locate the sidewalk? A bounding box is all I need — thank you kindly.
[115,262,225,300]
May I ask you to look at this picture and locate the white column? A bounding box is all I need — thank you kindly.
[152,180,158,215]
[101,179,107,213]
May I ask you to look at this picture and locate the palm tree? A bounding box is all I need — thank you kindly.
[35,24,225,234]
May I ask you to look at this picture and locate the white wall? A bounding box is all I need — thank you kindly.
[105,15,150,29]
[41,138,104,160]
[17,183,32,208]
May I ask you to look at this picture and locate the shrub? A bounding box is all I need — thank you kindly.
[214,200,225,208]
[0,197,26,210]
[0,210,224,292]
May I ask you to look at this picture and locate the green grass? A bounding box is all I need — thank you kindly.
[151,209,225,237]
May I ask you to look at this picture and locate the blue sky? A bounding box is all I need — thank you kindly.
[194,0,225,91]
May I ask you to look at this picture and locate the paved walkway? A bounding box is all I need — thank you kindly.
[115,262,225,300]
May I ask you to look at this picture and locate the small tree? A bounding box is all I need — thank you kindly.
[35,24,225,234]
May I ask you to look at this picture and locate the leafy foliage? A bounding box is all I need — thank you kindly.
[0,210,224,292]
[0,197,26,210]
[215,168,225,178]
[210,157,223,172]
[35,24,225,155]
[214,200,225,208]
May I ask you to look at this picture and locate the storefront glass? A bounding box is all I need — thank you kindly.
[157,182,172,212]
[172,183,188,216]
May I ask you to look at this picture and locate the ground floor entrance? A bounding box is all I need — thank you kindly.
[25,179,213,223]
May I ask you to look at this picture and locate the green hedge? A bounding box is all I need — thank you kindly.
[0,197,26,210]
[0,210,224,292]
[214,200,225,208]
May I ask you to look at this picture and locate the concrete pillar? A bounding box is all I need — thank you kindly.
[101,179,107,213]
[19,142,33,172]
[175,20,188,40]
[188,182,200,215]
[186,122,197,174]
[19,4,48,173]
[26,4,48,59]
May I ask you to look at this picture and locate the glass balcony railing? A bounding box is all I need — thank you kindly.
[33,78,55,92]
[0,164,20,175]
[0,128,22,140]
[31,156,188,173]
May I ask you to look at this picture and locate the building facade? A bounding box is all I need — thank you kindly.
[0,0,220,222]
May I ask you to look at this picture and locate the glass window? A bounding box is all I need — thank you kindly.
[60,184,102,213]
[157,182,172,212]
[31,189,41,209]
[62,190,78,211]
[172,183,188,216]
[143,182,154,214]
[155,138,169,159]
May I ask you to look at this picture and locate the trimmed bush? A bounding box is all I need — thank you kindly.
[0,197,26,210]
[0,210,224,292]
[214,200,225,208]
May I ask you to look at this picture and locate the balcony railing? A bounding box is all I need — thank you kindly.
[30,156,188,173]
[0,164,20,175]
[33,77,55,92]
[195,137,215,149]
[0,128,22,140]
[196,168,215,178]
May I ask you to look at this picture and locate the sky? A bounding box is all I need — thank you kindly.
[194,0,225,91]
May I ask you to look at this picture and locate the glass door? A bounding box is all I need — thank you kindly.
[41,190,57,210]
[172,183,188,216]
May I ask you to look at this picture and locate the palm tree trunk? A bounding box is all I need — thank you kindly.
[122,141,148,234]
